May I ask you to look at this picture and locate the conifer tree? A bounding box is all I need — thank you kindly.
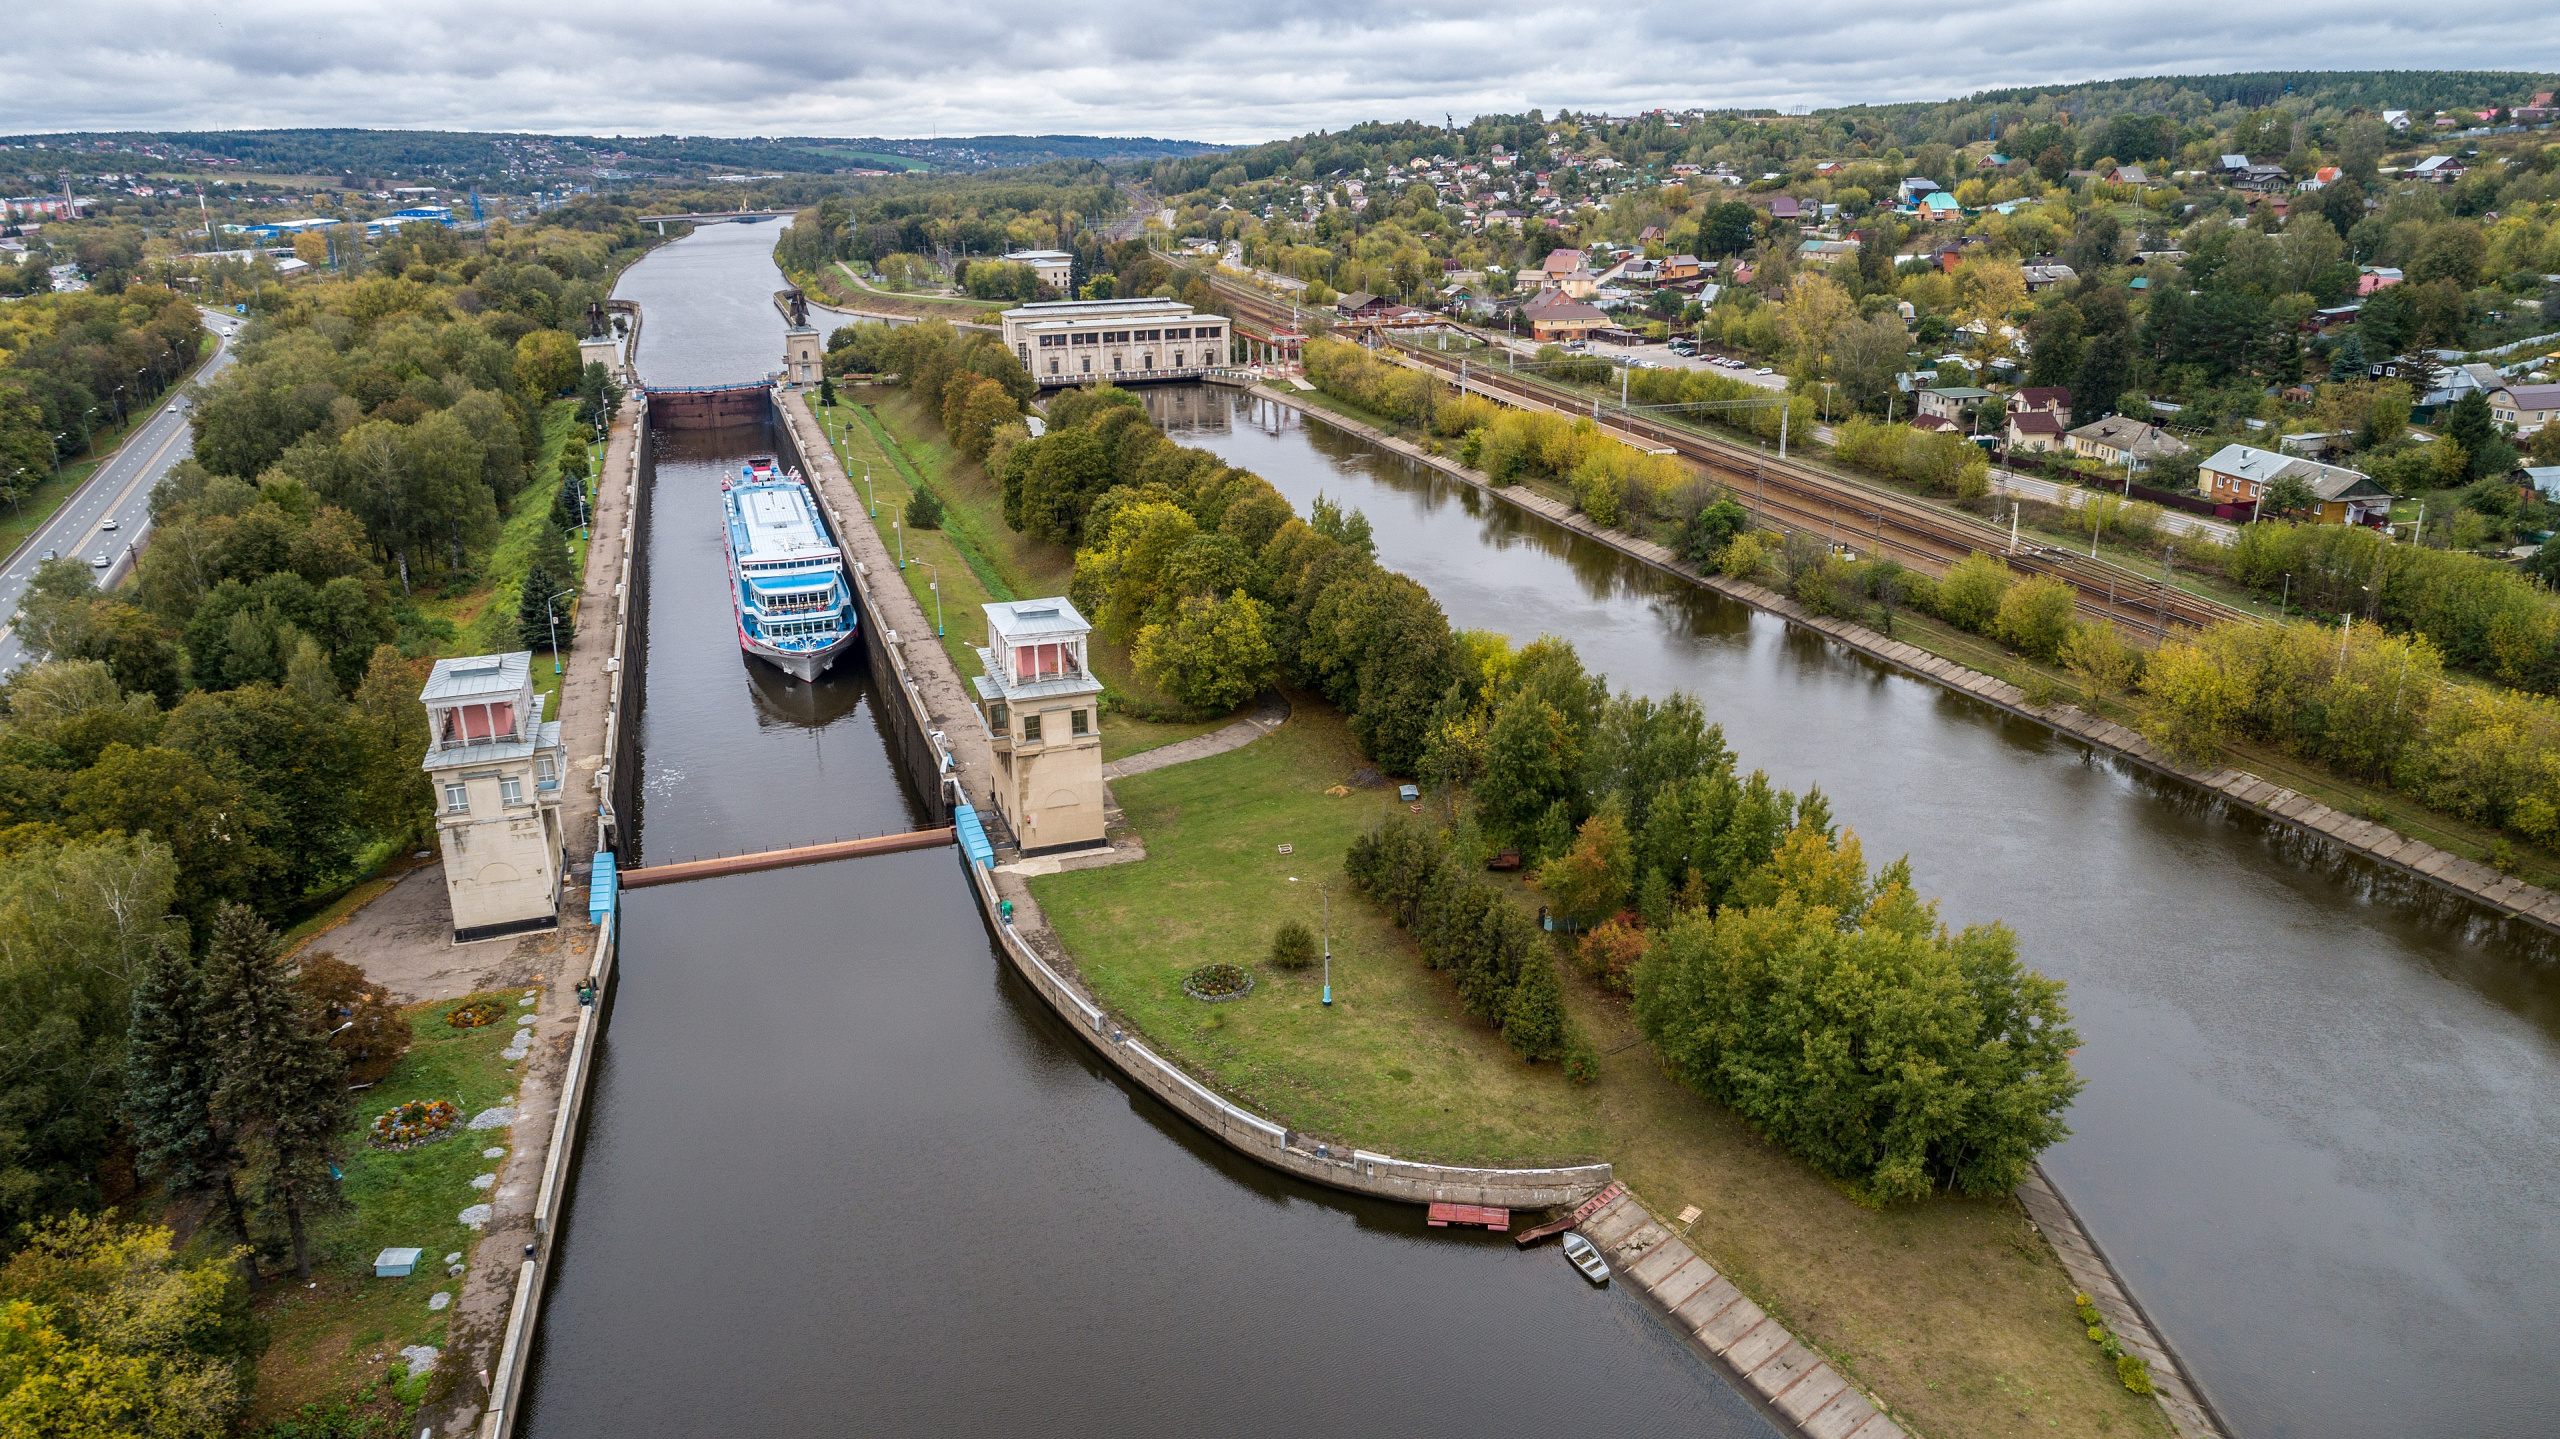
[204,905,350,1282]
[126,935,260,1287]
[518,562,572,653]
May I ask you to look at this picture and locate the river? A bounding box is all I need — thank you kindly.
[1170,390,2560,1439]
[516,221,1780,1437]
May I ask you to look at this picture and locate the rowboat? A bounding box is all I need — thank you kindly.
[1562,1231,1610,1285]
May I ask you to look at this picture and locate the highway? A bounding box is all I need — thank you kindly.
[0,308,240,673]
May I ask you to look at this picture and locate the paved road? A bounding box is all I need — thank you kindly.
[0,308,240,672]
[1991,465,2235,543]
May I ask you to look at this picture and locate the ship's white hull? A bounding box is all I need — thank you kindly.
[741,625,858,683]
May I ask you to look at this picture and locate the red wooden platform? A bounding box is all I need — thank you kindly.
[1426,1203,1511,1231]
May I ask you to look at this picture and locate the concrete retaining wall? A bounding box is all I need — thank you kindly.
[476,378,652,1439]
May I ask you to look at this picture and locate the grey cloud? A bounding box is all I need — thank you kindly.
[1,0,2538,144]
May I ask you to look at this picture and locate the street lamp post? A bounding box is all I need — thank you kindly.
[861,466,877,517]
[1318,880,1333,1006]
[543,589,574,674]
[917,559,944,637]
[886,501,906,569]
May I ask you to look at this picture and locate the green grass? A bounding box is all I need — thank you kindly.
[819,388,1233,761]
[414,400,587,710]
[240,988,537,1426]
[1033,706,2170,1439]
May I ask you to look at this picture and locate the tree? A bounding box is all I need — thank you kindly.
[513,328,581,398]
[907,485,945,530]
[0,837,183,1249]
[202,905,348,1281]
[2024,302,2085,389]
[293,951,408,1086]
[1134,590,1277,713]
[62,745,276,926]
[126,934,258,1285]
[1831,310,1910,415]
[1933,553,2013,632]
[0,1215,257,1437]
[2441,391,2512,481]
[1994,576,2078,661]
[518,561,572,654]
[2262,473,2318,520]
[1633,825,2081,1203]
[1699,201,1757,257]
[1537,809,1633,927]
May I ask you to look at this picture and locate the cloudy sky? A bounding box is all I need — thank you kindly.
[9,0,2546,144]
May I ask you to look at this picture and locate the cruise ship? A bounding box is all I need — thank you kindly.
[721,458,858,682]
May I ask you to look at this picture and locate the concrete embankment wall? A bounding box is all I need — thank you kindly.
[476,382,653,1439]
[769,408,950,824]
[771,388,1608,1209]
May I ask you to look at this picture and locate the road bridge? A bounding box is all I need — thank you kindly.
[636,210,797,233]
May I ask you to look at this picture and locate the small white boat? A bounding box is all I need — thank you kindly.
[1562,1231,1611,1285]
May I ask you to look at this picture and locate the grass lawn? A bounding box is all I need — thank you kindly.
[236,987,538,1428]
[1033,706,2169,1439]
[815,387,1233,761]
[412,400,589,714]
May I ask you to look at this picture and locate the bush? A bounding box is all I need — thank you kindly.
[2116,1353,2154,1395]
[1579,915,1647,994]
[1271,920,1318,970]
[1933,552,2014,632]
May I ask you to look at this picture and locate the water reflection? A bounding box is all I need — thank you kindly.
[1185,385,2560,1439]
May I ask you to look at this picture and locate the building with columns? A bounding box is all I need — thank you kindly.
[421,652,569,942]
[999,297,1229,387]
[969,599,1106,853]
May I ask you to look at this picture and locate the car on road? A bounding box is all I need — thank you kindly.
[101,520,118,531]
[89,555,108,568]
[39,550,55,562]
[1755,367,1775,375]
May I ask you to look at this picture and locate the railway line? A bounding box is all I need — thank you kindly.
[1179,262,2253,643]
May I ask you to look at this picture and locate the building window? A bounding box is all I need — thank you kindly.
[500,775,524,806]
[1049,359,1060,375]
[444,782,470,814]
[1174,352,1186,369]
[1023,714,1043,743]
[536,754,558,786]
[1071,708,1089,735]
[1143,353,1153,370]
[1112,355,1123,371]
[1081,357,1091,373]
[989,701,1008,730]
[1016,344,1029,362]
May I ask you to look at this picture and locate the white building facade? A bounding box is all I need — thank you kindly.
[998,297,1230,388]
[421,652,569,943]
[969,599,1106,854]
[1001,249,1076,292]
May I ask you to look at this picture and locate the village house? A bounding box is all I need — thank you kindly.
[2489,382,2560,436]
[2005,409,2066,453]
[2011,387,2072,427]
[2198,443,2390,524]
[2067,416,2189,471]
[1521,287,1609,343]
[1916,385,1991,423]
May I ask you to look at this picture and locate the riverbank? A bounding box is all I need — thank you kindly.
[1278,387,2560,935]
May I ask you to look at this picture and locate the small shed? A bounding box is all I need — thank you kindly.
[375,1247,423,1278]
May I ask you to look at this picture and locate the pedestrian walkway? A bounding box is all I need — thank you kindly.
[1101,690,1290,780]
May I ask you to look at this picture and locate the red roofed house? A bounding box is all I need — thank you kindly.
[1521,287,1609,343]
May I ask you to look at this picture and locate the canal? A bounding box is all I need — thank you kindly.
[1170,391,2560,1439]
[517,221,1780,1437]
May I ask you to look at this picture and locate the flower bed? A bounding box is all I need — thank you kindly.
[369,1098,461,1151]
[1182,963,1255,1003]
[446,998,505,1028]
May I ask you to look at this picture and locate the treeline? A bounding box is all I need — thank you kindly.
[1346,817,1583,1068]
[0,286,207,503]
[2230,520,2560,693]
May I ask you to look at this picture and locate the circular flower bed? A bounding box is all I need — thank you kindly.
[369,1098,461,1151]
[446,998,505,1029]
[1183,963,1255,1003]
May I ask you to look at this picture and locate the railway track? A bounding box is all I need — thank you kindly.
[1183,259,2253,641]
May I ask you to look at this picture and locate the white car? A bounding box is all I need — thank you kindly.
[89,555,109,568]
[101,520,118,531]
[1755,367,1775,375]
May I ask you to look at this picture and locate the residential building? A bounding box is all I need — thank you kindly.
[999,297,1229,387]
[1916,386,1991,422]
[2357,266,2404,295]
[970,599,1106,854]
[1658,254,1703,281]
[2198,443,2390,524]
[1767,196,1804,222]
[2409,156,2466,183]
[2019,262,2077,292]
[421,652,567,943]
[1000,249,1076,292]
[2489,382,2560,435]
[2005,410,2065,453]
[2106,165,2150,185]
[1539,248,1587,283]
[1521,287,1609,342]
[2011,387,2072,427]
[2066,416,2189,470]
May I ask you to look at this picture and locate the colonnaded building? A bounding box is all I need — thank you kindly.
[998,297,1230,387]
